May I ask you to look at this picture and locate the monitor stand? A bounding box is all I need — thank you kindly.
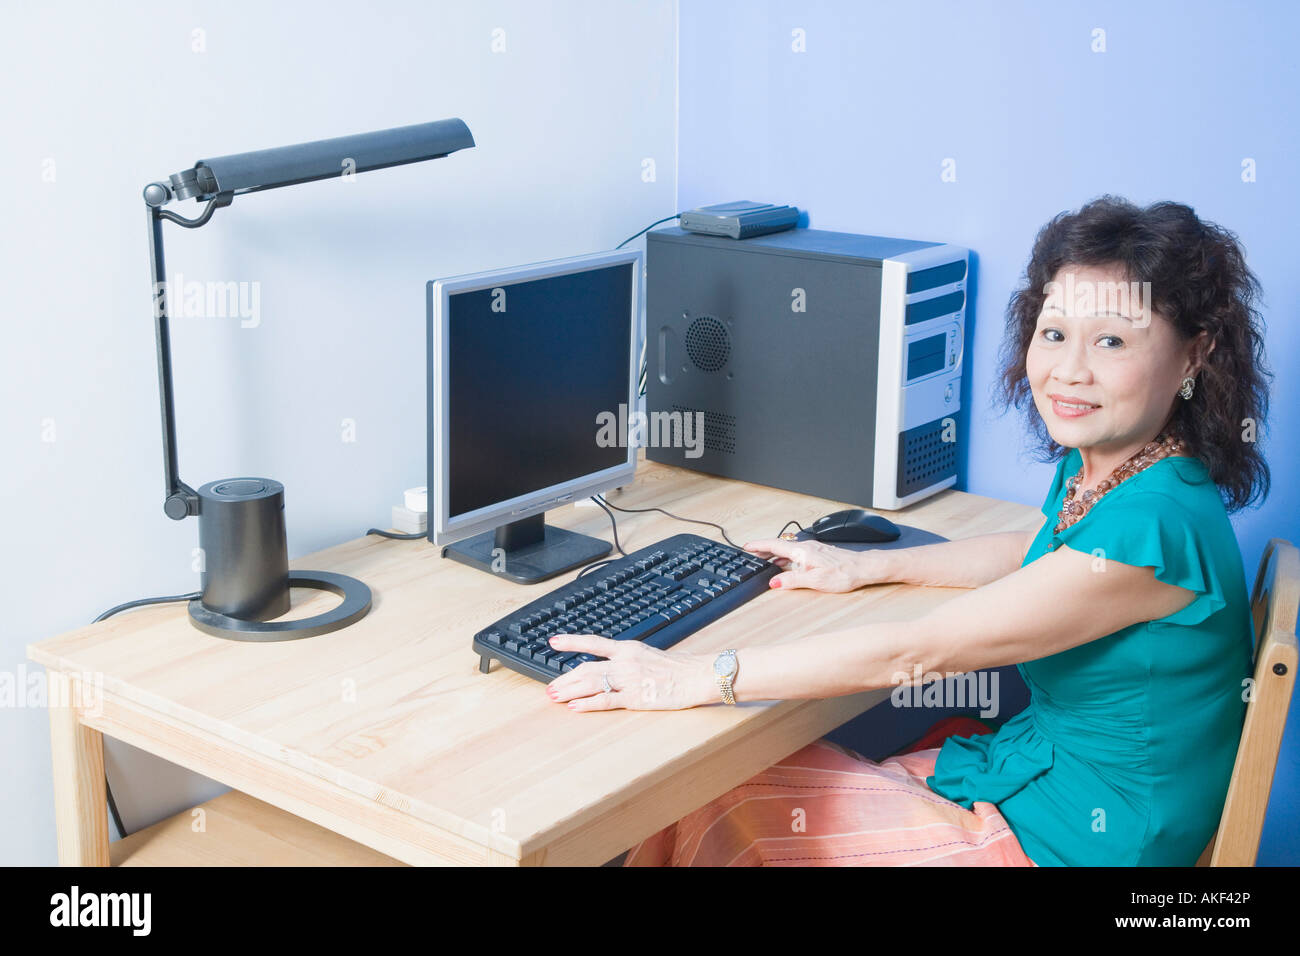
[440,513,611,585]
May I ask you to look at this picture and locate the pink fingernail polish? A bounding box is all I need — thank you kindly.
[567,702,576,710]
[770,578,782,588]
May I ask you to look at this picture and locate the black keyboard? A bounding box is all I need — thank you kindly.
[473,533,780,681]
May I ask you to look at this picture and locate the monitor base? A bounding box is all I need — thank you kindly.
[441,515,612,585]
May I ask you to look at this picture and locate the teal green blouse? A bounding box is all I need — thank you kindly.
[926,447,1252,866]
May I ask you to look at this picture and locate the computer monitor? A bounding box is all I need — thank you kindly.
[427,248,641,584]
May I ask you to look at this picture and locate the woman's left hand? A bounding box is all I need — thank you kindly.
[545,634,716,712]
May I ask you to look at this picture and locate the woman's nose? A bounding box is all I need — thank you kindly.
[1052,341,1093,385]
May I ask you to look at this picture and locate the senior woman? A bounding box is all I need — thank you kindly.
[547,196,1271,867]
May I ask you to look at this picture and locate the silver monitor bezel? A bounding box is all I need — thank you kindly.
[429,248,642,546]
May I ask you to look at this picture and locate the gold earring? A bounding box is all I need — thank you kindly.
[1178,376,1195,400]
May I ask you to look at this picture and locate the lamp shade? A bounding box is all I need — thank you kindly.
[170,117,475,201]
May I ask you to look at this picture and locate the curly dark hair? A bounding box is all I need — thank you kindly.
[996,195,1271,512]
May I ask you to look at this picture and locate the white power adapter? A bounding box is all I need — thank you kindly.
[391,486,427,534]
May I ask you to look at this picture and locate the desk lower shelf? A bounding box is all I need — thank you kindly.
[110,790,405,867]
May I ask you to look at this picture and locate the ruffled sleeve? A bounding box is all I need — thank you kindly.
[1050,488,1227,628]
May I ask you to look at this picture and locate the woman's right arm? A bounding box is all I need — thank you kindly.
[744,530,1035,592]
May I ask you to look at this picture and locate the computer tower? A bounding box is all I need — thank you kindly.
[644,226,967,510]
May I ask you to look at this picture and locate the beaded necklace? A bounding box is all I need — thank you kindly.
[1054,431,1186,534]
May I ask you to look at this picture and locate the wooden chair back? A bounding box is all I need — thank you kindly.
[1197,538,1299,866]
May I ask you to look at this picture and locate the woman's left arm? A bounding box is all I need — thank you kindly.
[547,543,1196,710]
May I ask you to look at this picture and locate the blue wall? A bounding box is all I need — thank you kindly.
[677,0,1299,864]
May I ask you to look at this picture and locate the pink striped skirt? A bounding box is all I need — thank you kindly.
[624,739,1037,866]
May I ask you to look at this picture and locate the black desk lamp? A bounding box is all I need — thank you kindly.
[143,119,475,640]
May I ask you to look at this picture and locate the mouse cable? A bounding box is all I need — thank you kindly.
[594,494,741,550]
[366,528,425,540]
[776,520,804,539]
[615,212,684,250]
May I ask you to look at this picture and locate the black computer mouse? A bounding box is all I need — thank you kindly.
[807,509,901,544]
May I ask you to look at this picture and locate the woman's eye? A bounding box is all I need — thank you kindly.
[1097,335,1124,348]
[1040,328,1064,342]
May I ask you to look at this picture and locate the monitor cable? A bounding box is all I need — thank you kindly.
[593,494,741,550]
[589,497,629,558]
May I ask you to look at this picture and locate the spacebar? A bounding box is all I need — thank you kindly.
[610,613,671,644]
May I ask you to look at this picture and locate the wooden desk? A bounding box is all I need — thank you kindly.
[28,461,1042,866]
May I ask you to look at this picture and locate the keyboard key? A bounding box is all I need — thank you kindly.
[610,613,670,645]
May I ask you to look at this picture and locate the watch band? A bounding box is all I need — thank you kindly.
[715,649,738,705]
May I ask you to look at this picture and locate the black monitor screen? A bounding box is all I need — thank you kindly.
[446,263,633,518]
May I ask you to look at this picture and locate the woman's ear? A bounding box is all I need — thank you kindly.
[1187,330,1215,376]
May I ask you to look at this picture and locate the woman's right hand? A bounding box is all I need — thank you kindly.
[743,538,893,593]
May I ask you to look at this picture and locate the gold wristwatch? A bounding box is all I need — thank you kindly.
[714,649,739,705]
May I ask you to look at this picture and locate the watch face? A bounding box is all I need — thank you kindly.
[714,652,736,678]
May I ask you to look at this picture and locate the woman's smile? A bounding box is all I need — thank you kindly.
[1049,393,1101,418]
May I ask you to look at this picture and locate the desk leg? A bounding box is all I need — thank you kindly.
[48,672,110,866]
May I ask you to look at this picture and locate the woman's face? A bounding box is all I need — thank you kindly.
[1026,262,1199,455]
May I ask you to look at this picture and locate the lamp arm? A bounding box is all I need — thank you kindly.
[144,186,232,520]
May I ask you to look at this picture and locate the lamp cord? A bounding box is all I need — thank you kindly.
[88,592,202,840]
[93,592,201,624]
[366,528,425,540]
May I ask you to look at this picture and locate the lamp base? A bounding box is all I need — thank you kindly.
[188,570,371,641]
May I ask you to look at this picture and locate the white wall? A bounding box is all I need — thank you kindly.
[0,0,678,864]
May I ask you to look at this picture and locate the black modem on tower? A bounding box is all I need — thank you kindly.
[679,201,799,239]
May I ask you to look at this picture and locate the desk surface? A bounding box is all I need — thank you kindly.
[29,461,1041,865]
